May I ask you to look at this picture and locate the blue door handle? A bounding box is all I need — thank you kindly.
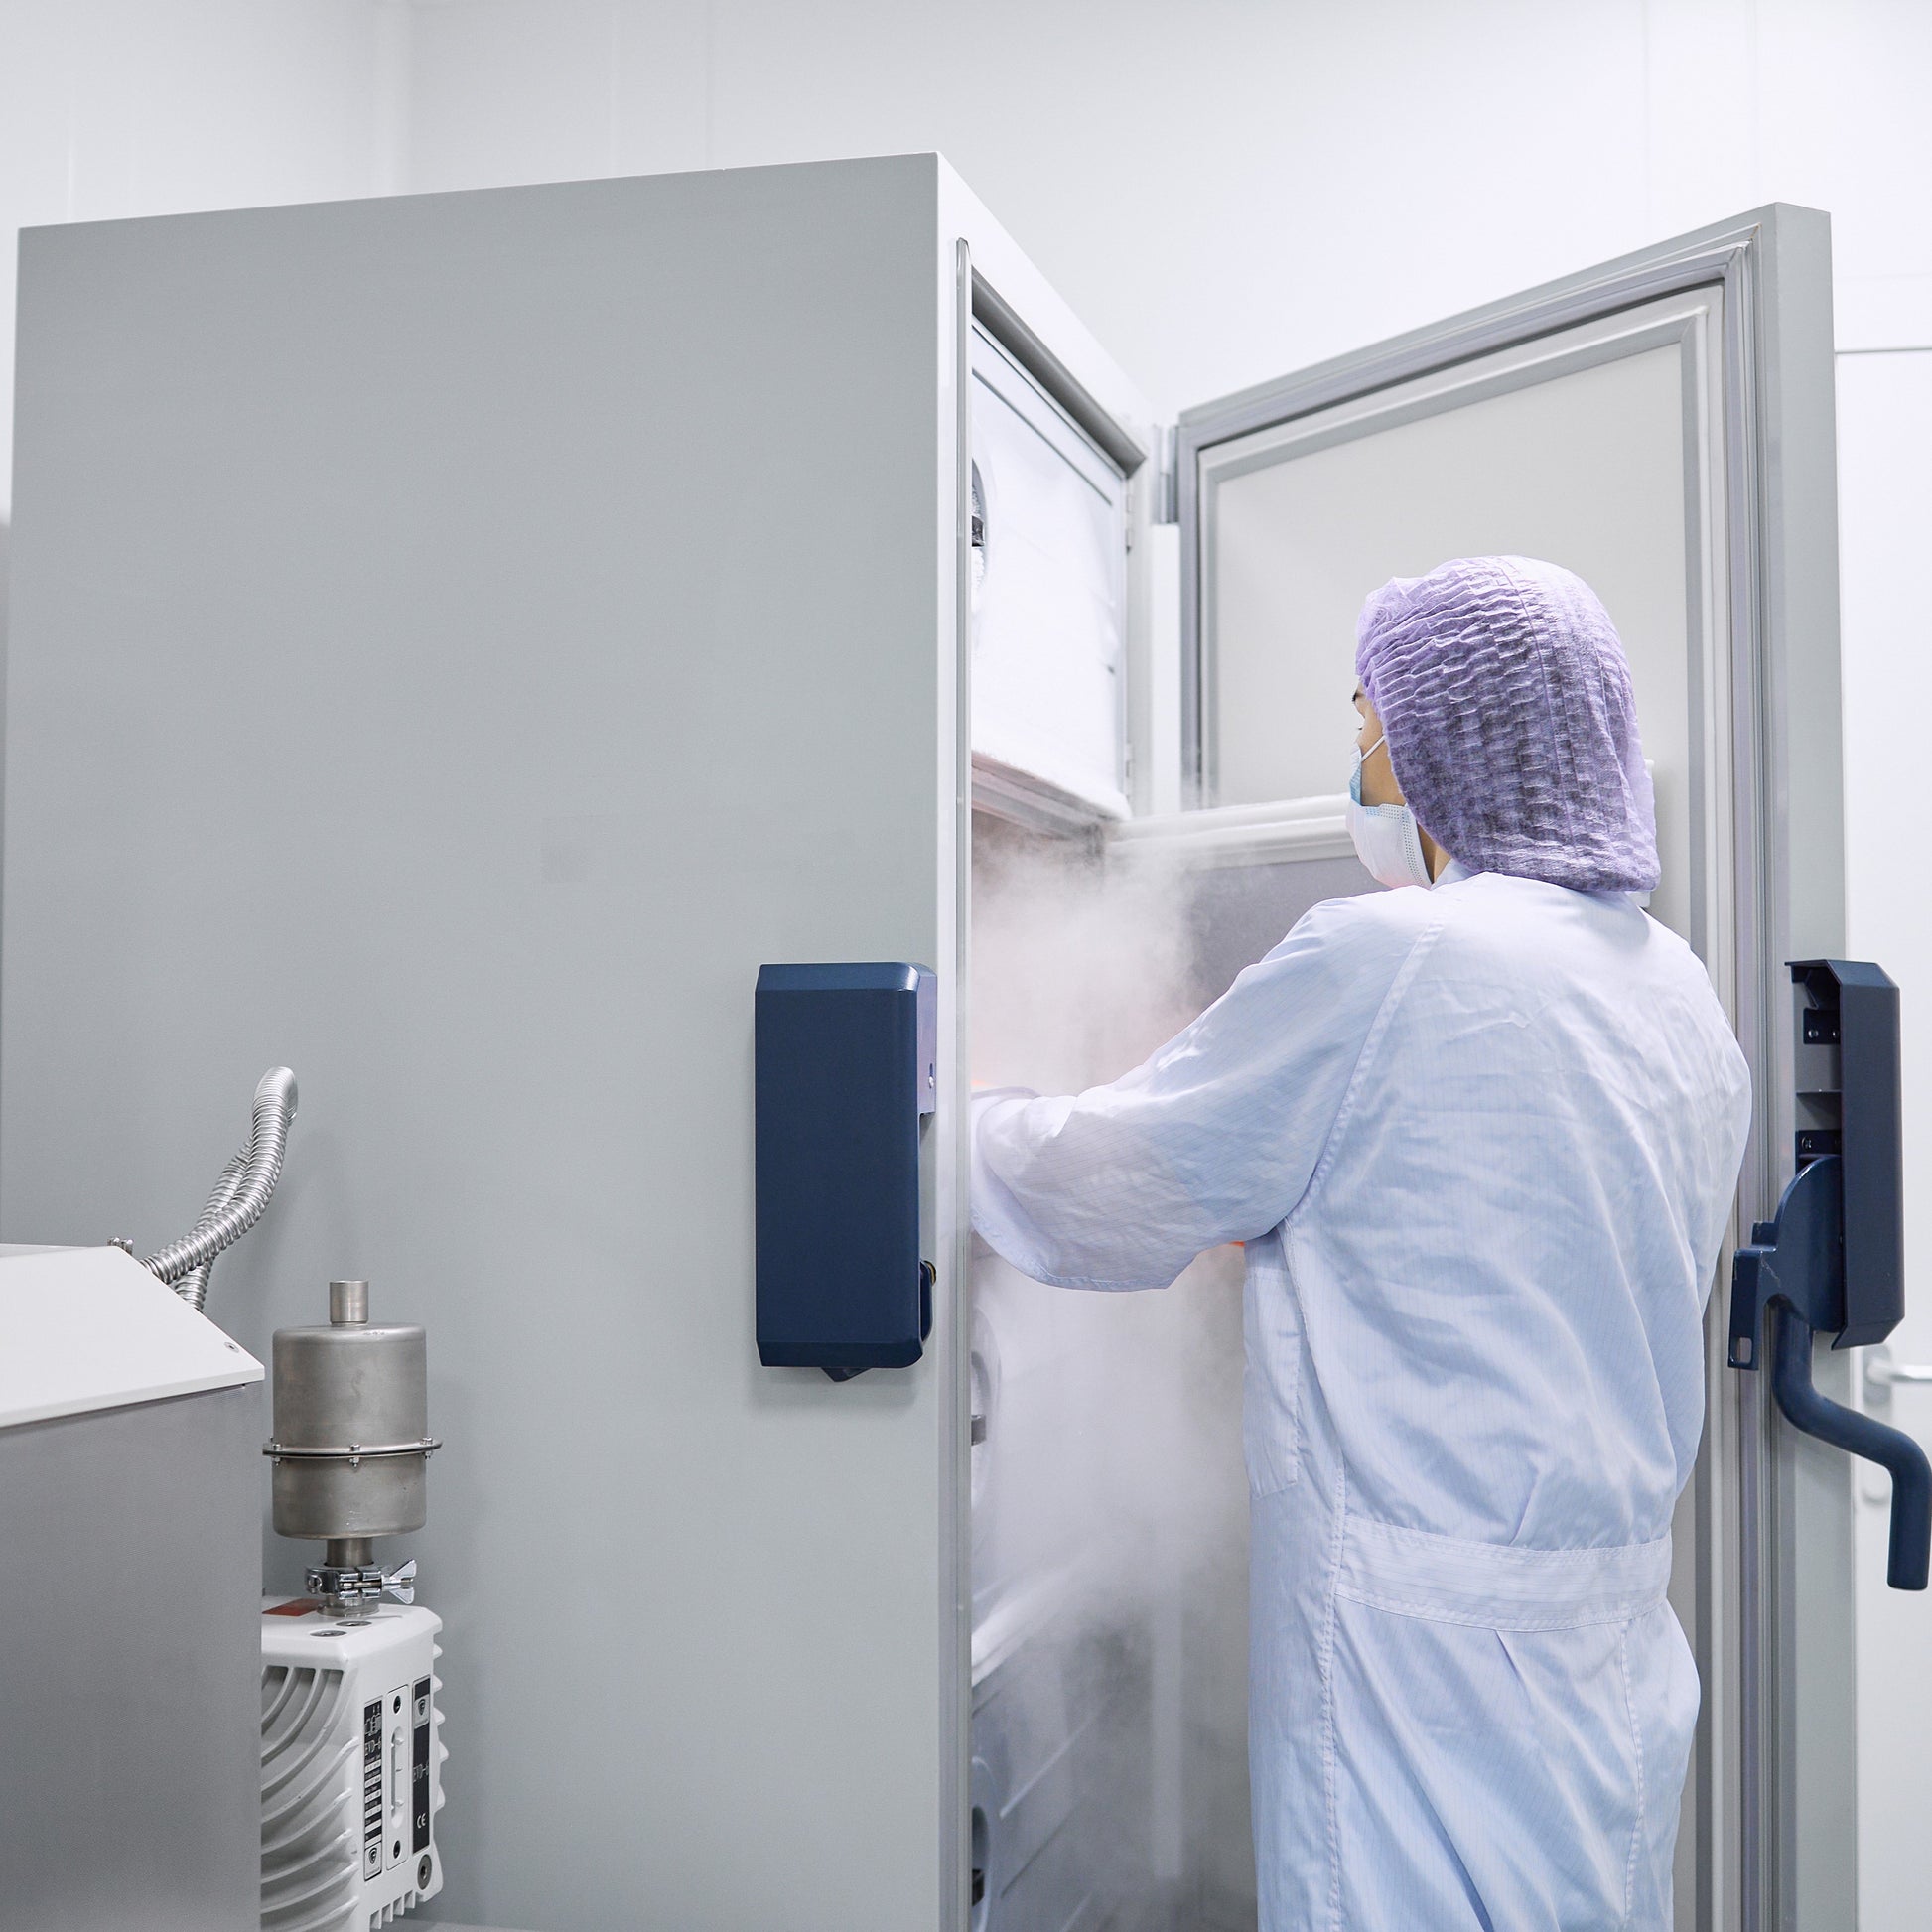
[1730,1155,1932,1590]
[1770,1300,1931,1589]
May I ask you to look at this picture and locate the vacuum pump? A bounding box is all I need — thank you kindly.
[262,1278,447,1930]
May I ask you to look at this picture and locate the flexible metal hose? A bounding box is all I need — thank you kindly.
[173,1153,248,1313]
[145,1067,298,1294]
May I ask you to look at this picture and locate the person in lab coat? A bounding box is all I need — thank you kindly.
[973,556,1751,1931]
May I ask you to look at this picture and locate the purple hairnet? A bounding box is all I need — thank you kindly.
[1354,556,1659,894]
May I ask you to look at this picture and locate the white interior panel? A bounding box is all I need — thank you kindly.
[1205,339,1695,941]
[970,326,1128,818]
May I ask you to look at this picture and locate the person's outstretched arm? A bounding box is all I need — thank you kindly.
[973,894,1432,1290]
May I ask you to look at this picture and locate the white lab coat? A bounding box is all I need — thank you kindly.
[973,867,1751,1931]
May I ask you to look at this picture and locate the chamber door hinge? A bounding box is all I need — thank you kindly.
[1153,423,1179,526]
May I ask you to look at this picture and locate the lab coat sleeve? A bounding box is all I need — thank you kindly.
[972,893,1431,1290]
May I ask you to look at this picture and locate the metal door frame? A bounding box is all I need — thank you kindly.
[1176,207,1844,1932]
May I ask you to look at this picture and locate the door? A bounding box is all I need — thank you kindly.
[1164,207,1847,1932]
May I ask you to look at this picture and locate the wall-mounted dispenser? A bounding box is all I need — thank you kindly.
[1728,960,1932,1589]
[755,962,937,1379]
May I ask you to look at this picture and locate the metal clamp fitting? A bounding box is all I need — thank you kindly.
[264,1435,441,1469]
[305,1556,419,1607]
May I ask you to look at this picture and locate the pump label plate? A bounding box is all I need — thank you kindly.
[412,1675,433,1853]
[361,1698,384,1877]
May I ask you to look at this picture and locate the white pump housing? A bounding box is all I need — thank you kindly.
[260,1602,447,1931]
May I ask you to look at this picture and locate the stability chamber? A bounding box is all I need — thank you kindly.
[5,158,1848,1932]
[4,155,1156,1932]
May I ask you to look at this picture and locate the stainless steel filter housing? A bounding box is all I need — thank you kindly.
[269,1280,435,1540]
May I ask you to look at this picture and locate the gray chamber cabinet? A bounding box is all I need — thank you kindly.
[5,157,1154,1932]
[7,161,1843,1932]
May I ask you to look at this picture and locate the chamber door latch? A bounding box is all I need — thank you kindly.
[1728,959,1931,1590]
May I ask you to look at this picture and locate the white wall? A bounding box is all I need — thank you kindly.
[0,0,405,520]
[7,2,1930,503]
[386,0,1932,406]
[1839,345,1932,1932]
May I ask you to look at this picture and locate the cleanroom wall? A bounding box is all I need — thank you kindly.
[383,2,1929,394]
[9,2,1929,506]
[1840,345,1932,1931]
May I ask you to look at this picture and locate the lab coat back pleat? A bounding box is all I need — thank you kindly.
[1251,1317,1697,1931]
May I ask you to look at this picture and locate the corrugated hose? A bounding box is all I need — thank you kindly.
[144,1066,298,1307]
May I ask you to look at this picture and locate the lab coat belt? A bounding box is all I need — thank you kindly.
[1334,1513,1673,1630]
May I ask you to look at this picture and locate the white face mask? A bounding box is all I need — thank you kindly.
[1345,734,1435,890]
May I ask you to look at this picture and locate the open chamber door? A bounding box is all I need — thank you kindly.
[1165,207,1847,1932]
[967,207,1853,1932]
